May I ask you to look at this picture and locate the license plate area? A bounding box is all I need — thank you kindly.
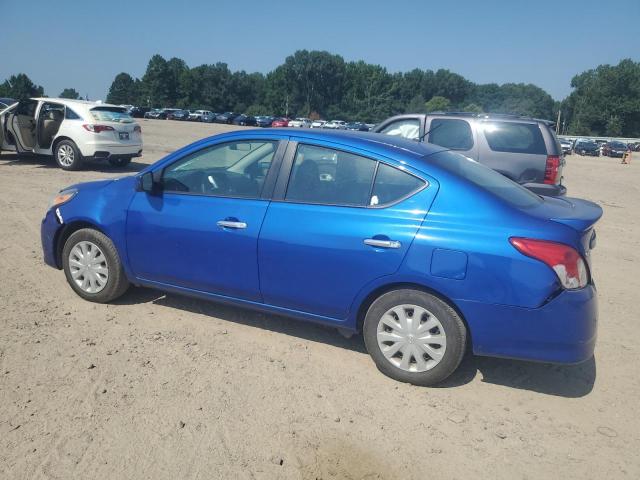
[119,132,129,140]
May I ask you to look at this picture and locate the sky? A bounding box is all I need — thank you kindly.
[1,0,638,101]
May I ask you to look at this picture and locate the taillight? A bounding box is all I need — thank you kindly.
[544,155,561,184]
[83,124,115,133]
[510,237,588,289]
[133,125,142,133]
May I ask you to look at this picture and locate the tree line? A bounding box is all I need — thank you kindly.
[1,52,639,136]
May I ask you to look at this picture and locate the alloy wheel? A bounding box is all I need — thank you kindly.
[57,144,75,167]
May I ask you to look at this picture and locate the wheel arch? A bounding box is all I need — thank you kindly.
[54,220,108,268]
[51,135,76,153]
[354,281,473,349]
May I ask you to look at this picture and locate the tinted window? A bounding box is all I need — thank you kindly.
[482,122,546,154]
[285,144,376,206]
[371,163,425,206]
[429,151,542,208]
[163,140,277,198]
[379,119,420,140]
[428,119,473,150]
[65,107,81,120]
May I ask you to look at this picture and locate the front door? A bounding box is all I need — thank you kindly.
[126,138,283,301]
[258,141,436,320]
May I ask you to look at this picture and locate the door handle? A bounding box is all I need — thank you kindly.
[364,238,401,249]
[217,220,247,229]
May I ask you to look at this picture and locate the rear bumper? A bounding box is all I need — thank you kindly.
[523,182,567,197]
[458,285,598,364]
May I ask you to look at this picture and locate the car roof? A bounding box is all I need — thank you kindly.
[229,128,447,162]
[31,97,125,111]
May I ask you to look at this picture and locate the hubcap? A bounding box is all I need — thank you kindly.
[376,304,447,372]
[57,144,74,166]
[68,241,109,293]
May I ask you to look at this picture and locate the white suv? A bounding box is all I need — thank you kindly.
[0,98,143,170]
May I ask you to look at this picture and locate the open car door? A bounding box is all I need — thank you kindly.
[6,100,38,153]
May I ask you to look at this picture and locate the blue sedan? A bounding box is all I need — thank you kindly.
[41,130,602,385]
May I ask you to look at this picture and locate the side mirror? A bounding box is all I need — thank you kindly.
[138,171,161,194]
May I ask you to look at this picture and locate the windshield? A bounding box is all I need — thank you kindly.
[90,107,134,123]
[610,142,626,148]
[428,151,542,209]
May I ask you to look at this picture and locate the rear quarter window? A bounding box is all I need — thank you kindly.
[481,122,546,154]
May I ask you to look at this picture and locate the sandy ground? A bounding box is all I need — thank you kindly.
[1,119,639,479]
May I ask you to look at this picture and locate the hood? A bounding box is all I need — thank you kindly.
[65,178,116,192]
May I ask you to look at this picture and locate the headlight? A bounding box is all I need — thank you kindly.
[49,188,78,210]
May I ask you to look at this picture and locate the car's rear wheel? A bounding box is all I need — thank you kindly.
[363,289,467,386]
[54,139,83,170]
[108,157,132,167]
[62,228,129,303]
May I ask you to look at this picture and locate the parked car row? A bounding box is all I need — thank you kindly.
[126,106,375,130]
[559,137,639,157]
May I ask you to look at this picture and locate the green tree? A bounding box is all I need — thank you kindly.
[606,115,623,136]
[59,88,80,99]
[0,74,44,100]
[462,103,483,113]
[106,73,138,105]
[563,59,640,137]
[425,96,451,112]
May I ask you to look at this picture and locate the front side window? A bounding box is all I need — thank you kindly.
[162,140,278,198]
[285,144,426,207]
[379,119,420,140]
[481,122,546,154]
[428,119,473,150]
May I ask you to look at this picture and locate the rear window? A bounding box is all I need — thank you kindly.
[90,107,133,123]
[481,122,546,154]
[429,151,542,208]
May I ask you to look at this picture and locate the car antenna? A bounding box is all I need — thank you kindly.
[418,121,442,142]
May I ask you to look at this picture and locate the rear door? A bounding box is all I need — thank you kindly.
[7,100,39,153]
[258,140,437,320]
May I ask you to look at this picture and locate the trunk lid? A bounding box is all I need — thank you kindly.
[537,196,603,232]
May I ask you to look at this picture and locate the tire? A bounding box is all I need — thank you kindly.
[62,228,129,303]
[363,289,467,386]
[54,139,83,170]
[108,157,132,167]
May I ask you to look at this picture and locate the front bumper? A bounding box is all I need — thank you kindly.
[41,208,63,269]
[458,285,598,364]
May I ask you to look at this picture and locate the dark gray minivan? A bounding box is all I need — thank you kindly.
[373,112,566,196]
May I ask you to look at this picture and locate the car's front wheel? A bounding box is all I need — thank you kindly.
[363,289,467,386]
[54,139,83,170]
[62,228,130,303]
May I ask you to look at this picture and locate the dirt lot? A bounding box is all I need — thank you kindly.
[1,119,639,479]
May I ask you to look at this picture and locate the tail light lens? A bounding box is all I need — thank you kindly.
[83,124,115,133]
[510,237,588,289]
[544,155,561,184]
